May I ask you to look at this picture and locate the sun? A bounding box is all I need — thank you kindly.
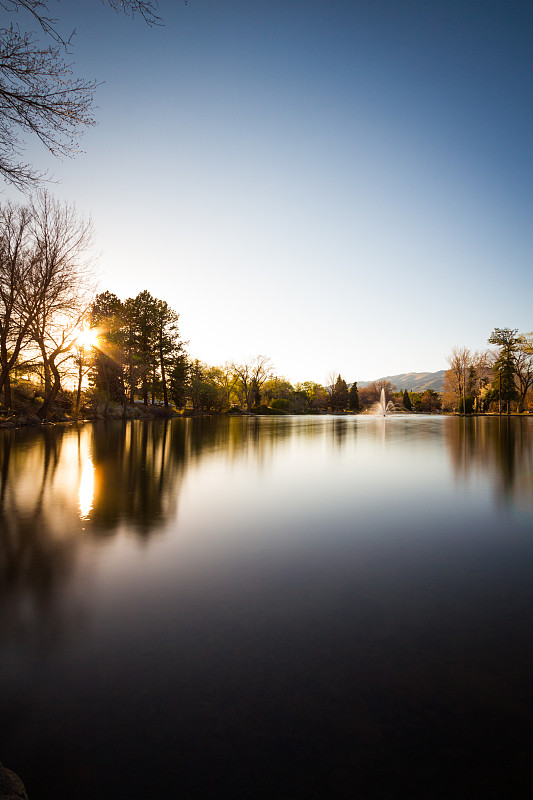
[74,326,99,349]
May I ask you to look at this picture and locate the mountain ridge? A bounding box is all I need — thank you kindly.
[357,370,446,392]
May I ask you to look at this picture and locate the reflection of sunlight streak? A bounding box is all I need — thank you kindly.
[79,457,95,520]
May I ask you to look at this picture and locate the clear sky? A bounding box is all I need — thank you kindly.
[4,0,533,384]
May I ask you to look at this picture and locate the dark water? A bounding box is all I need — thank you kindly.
[1,415,533,798]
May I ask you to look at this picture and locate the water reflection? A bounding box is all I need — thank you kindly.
[79,457,94,520]
[444,416,533,511]
[0,426,79,651]
[1,416,533,798]
[1,416,532,553]
[88,420,186,536]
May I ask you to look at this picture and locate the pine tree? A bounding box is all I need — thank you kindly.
[90,290,185,407]
[169,354,189,409]
[402,389,412,411]
[348,381,360,412]
[488,328,519,413]
[89,291,126,402]
[331,374,349,411]
[153,299,183,407]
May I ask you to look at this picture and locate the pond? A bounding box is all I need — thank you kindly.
[1,415,533,798]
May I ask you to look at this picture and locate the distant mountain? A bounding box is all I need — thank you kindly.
[357,371,446,393]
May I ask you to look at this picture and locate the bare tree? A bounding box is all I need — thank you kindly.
[444,346,493,412]
[325,370,337,399]
[445,346,472,413]
[365,379,396,404]
[515,333,533,412]
[0,200,39,406]
[72,341,93,418]
[231,355,273,411]
[1,194,94,410]
[27,192,94,417]
[0,0,163,189]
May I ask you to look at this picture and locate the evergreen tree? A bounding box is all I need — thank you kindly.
[126,290,158,405]
[90,289,185,407]
[89,291,126,402]
[488,327,519,413]
[153,298,184,407]
[169,353,189,409]
[348,381,359,412]
[331,374,349,411]
[402,389,412,411]
[251,378,262,408]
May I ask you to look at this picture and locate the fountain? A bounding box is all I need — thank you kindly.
[373,388,396,416]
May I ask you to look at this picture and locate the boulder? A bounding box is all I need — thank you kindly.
[0,764,29,799]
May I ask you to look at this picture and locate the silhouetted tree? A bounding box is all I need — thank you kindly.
[153,298,184,407]
[1,195,95,412]
[0,201,35,406]
[89,290,185,409]
[169,353,189,409]
[89,291,126,402]
[129,291,159,405]
[27,193,94,418]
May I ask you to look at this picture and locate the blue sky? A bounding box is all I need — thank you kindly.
[4,0,533,383]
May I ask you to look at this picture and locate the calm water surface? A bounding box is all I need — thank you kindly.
[1,415,533,798]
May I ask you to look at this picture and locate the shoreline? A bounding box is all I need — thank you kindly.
[1,408,531,431]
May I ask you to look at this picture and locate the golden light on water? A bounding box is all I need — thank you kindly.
[79,457,95,520]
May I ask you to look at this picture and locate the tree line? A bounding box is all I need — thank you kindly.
[82,322,533,417]
[444,328,533,414]
[2,196,532,418]
[86,349,442,416]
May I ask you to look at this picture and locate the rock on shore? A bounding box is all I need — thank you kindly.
[0,763,29,799]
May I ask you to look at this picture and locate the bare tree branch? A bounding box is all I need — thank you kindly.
[0,0,166,190]
[0,192,96,413]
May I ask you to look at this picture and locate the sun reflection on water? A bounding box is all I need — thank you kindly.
[79,457,95,520]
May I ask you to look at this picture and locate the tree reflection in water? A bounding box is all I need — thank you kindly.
[1,415,533,799]
[88,419,185,537]
[2,416,531,602]
[0,426,78,649]
[0,419,282,645]
[445,416,533,511]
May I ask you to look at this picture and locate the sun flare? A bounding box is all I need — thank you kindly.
[74,326,99,349]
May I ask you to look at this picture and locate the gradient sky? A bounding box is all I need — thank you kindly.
[4,0,533,384]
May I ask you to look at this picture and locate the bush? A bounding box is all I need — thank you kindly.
[458,396,474,414]
[270,398,290,411]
